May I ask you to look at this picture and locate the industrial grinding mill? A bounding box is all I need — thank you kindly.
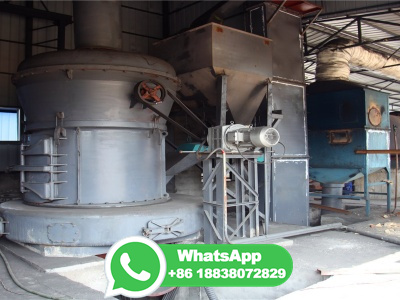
[0,1,202,257]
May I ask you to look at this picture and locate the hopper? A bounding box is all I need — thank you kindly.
[152,23,273,125]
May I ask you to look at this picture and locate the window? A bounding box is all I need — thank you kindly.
[0,108,20,142]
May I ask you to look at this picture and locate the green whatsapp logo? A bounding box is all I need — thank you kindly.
[104,236,166,298]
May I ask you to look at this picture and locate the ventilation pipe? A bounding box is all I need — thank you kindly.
[316,38,400,81]
[73,0,122,50]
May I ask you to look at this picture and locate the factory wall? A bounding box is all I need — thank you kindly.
[0,1,163,171]
[0,1,74,107]
[168,1,227,35]
[167,1,249,35]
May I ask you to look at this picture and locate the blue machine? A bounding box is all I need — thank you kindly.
[307,81,391,215]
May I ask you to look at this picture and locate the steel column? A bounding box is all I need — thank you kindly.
[218,75,228,126]
[24,1,33,58]
[57,21,66,50]
[202,153,261,244]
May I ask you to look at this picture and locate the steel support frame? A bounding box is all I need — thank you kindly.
[304,18,357,56]
[0,2,72,23]
[203,154,261,244]
[0,2,72,54]
[310,167,391,216]
[305,8,400,25]
[363,166,392,216]
[303,10,400,57]
[217,74,228,126]
[24,1,33,58]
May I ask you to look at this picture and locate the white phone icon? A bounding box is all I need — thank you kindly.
[120,253,151,281]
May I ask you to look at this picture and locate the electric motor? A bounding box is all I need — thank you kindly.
[208,124,280,152]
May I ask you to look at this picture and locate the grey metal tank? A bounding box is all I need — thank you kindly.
[13,49,177,206]
[0,1,202,256]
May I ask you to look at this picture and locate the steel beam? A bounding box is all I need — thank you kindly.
[162,1,170,38]
[266,0,286,25]
[0,38,57,50]
[168,1,202,15]
[0,2,72,24]
[24,1,33,58]
[232,223,343,244]
[306,18,357,55]
[167,90,208,130]
[356,149,400,154]
[218,75,228,126]
[122,31,161,40]
[360,17,400,28]
[57,21,66,50]
[134,97,202,141]
[304,7,400,24]
[338,35,400,50]
[121,4,163,17]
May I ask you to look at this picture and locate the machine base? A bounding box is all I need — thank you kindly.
[0,194,202,257]
[321,183,345,214]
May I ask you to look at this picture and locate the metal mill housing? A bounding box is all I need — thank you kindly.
[0,1,203,256]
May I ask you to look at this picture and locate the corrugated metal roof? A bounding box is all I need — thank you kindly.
[304,9,400,111]
[309,1,399,18]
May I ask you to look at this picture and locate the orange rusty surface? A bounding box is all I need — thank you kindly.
[140,82,163,102]
[216,26,224,33]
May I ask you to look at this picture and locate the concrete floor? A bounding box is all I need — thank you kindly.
[185,229,399,300]
[0,203,399,300]
[0,246,109,299]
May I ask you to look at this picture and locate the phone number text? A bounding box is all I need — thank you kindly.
[168,268,286,279]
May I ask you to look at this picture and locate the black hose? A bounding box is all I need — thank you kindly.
[204,287,219,300]
[0,248,64,299]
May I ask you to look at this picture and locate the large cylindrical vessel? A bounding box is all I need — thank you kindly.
[14,50,177,207]
[0,1,202,256]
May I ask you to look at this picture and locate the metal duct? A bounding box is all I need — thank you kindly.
[73,0,122,50]
[316,38,400,81]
